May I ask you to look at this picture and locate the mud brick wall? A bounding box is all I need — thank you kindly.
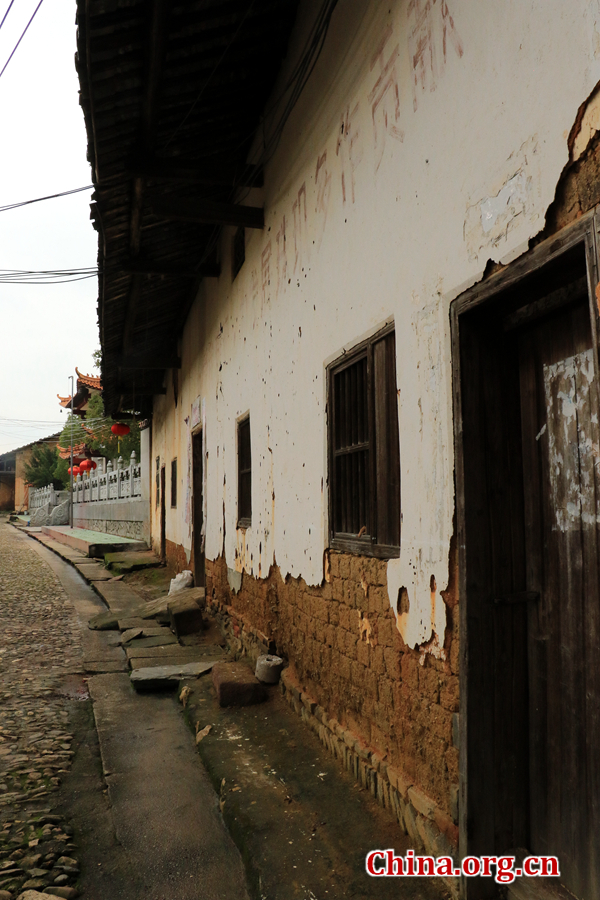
[206,547,459,852]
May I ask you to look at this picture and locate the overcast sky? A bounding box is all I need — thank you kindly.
[0,0,99,454]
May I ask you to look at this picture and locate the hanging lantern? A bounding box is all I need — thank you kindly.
[68,466,81,476]
[111,422,130,436]
[90,460,97,470]
[79,459,91,472]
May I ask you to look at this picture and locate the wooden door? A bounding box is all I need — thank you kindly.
[519,299,600,899]
[160,465,166,561]
[192,431,204,587]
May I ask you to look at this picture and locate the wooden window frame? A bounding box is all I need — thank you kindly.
[237,415,251,528]
[170,458,177,508]
[327,322,400,559]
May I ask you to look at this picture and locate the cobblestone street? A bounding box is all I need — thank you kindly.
[0,522,83,898]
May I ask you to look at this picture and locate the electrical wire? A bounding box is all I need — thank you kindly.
[0,0,16,32]
[0,267,98,284]
[0,0,45,82]
[0,185,93,213]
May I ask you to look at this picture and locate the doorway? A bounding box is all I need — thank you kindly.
[192,430,204,587]
[453,220,600,899]
[160,465,166,561]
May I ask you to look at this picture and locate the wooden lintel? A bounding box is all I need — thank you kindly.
[128,157,263,189]
[125,258,221,278]
[151,196,264,230]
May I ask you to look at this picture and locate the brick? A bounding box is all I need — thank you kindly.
[383,646,399,678]
[339,556,351,580]
[356,639,370,667]
[368,585,388,615]
[351,660,364,686]
[212,661,268,707]
[440,674,459,712]
[329,552,341,578]
[371,644,385,677]
[408,785,436,820]
[378,677,393,710]
[338,654,352,682]
[419,667,440,704]
[378,617,394,648]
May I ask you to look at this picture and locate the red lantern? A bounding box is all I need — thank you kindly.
[79,459,91,472]
[111,422,130,436]
[90,460,97,470]
[68,466,81,476]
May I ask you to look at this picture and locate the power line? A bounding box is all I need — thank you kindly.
[0,0,16,32]
[0,0,45,82]
[0,185,93,213]
[0,267,98,284]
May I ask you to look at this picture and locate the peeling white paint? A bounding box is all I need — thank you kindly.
[149,0,600,641]
[544,349,600,532]
[464,136,541,263]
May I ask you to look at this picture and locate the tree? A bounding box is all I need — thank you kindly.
[54,392,141,473]
[92,348,102,370]
[85,392,141,461]
[24,444,64,489]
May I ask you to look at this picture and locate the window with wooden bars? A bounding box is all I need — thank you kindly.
[328,324,400,557]
[171,458,177,508]
[238,415,251,527]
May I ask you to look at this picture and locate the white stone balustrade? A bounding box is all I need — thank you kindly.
[29,485,58,509]
[72,452,142,504]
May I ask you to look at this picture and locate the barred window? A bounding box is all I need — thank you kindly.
[328,325,400,557]
[238,416,251,526]
[171,458,177,508]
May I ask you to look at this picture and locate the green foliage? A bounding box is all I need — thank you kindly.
[92,348,102,370]
[56,391,141,466]
[24,444,64,489]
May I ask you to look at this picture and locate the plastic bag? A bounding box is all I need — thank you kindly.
[168,569,194,595]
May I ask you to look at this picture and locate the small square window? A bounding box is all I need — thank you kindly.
[171,458,177,508]
[238,416,251,526]
[232,226,245,280]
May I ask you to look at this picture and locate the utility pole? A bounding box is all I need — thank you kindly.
[69,375,74,529]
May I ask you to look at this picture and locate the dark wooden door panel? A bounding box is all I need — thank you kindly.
[519,300,600,899]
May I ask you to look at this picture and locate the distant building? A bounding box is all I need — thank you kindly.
[57,367,102,418]
[0,434,61,511]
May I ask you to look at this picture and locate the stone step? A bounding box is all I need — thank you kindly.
[130,660,218,690]
[41,525,147,558]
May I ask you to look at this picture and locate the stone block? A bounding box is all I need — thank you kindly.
[126,633,178,649]
[130,660,216,690]
[168,589,206,636]
[408,785,437,820]
[87,611,119,631]
[211,661,267,707]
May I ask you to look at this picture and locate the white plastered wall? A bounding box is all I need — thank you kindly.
[151,0,600,652]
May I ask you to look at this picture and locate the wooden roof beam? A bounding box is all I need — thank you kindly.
[128,156,263,189]
[120,353,181,370]
[124,257,221,278]
[151,196,264,229]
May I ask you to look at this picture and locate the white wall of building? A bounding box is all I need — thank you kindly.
[151,0,600,651]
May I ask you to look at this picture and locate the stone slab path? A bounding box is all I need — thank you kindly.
[0,522,249,900]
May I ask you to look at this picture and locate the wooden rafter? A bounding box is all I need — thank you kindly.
[151,196,264,229]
